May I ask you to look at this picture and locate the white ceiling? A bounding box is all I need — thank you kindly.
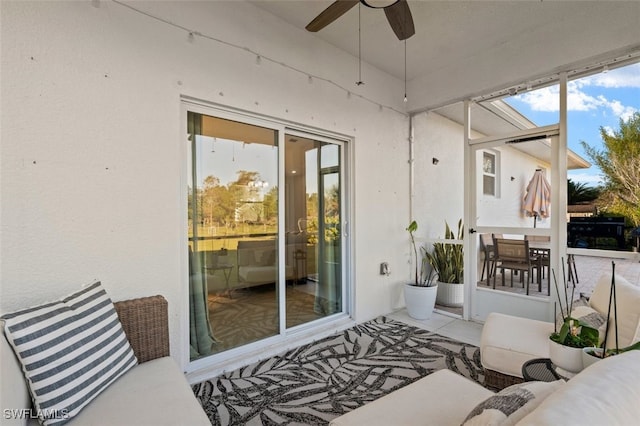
[251,1,640,113]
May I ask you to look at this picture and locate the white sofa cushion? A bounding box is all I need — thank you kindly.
[462,380,564,426]
[518,350,640,425]
[588,273,640,349]
[329,369,493,426]
[68,357,211,425]
[481,313,554,378]
[1,282,137,425]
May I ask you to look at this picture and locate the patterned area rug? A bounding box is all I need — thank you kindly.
[208,285,323,354]
[192,316,484,425]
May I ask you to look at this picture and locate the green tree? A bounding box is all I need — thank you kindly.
[567,179,600,204]
[262,186,278,223]
[201,175,234,227]
[581,112,640,226]
[233,170,260,186]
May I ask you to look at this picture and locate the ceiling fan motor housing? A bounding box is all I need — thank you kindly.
[361,0,399,9]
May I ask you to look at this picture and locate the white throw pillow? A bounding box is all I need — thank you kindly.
[1,282,138,425]
[462,380,565,426]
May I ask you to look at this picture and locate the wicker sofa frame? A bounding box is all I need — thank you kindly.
[483,368,524,390]
[1,293,212,425]
[113,295,170,363]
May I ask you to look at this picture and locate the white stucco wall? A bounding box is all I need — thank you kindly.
[412,110,552,238]
[0,1,412,369]
[412,111,465,241]
[476,147,551,230]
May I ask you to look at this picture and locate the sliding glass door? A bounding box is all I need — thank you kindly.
[186,106,347,361]
[284,134,342,328]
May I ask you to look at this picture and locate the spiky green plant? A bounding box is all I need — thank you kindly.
[425,219,464,284]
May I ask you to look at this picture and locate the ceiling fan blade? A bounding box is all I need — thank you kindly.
[384,0,415,40]
[306,0,359,32]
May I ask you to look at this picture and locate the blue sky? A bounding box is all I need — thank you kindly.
[505,62,640,187]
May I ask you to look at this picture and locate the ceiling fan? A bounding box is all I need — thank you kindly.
[306,0,415,41]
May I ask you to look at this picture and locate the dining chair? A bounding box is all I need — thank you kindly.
[526,235,550,294]
[493,238,538,295]
[480,233,496,283]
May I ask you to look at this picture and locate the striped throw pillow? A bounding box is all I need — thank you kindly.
[1,282,138,425]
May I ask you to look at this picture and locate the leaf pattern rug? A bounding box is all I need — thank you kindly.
[192,316,484,425]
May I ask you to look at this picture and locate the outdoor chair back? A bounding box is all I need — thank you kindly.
[493,238,538,295]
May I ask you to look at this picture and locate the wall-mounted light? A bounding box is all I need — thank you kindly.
[432,157,439,165]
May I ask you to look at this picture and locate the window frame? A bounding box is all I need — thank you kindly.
[482,150,500,198]
[180,97,354,374]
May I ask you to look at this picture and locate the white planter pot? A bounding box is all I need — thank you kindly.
[404,283,438,320]
[435,281,464,307]
[582,347,604,369]
[549,340,584,373]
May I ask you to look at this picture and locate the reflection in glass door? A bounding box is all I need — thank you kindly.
[187,112,279,360]
[285,135,342,328]
[186,108,346,362]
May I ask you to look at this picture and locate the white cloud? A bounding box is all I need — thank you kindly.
[515,86,558,112]
[568,172,603,187]
[581,63,640,88]
[602,126,615,136]
[514,81,638,119]
[567,85,602,112]
[607,99,638,120]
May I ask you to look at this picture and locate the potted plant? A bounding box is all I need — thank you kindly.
[424,219,464,307]
[404,221,438,320]
[582,262,640,367]
[550,265,599,373]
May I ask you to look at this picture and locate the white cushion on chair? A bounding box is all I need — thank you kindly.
[518,350,640,425]
[481,313,554,378]
[588,273,640,349]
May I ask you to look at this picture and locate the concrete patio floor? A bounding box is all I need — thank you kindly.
[572,254,640,297]
[390,254,640,346]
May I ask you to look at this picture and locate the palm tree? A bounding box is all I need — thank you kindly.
[568,179,600,204]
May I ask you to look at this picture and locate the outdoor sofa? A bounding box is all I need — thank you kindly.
[481,271,640,388]
[1,289,210,425]
[332,270,640,425]
[329,349,640,425]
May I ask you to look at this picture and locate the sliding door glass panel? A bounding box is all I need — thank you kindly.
[187,112,279,360]
[284,135,342,328]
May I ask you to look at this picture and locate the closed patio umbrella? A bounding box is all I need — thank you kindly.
[523,169,551,228]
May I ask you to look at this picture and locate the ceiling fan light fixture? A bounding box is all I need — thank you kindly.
[361,0,399,9]
[306,0,413,40]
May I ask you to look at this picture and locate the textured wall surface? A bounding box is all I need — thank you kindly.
[0,1,412,369]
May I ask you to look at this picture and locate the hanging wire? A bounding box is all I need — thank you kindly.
[110,0,407,115]
[403,40,408,102]
[356,3,364,86]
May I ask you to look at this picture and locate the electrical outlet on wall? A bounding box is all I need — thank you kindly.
[380,262,390,276]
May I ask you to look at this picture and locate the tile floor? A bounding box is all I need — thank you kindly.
[572,254,640,296]
[388,309,483,347]
[387,254,640,348]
